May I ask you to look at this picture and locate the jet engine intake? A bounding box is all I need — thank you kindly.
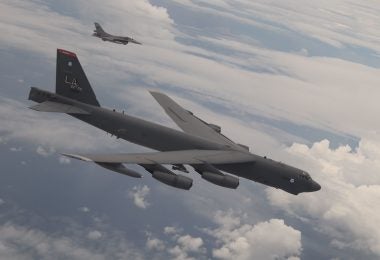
[202,171,239,189]
[152,171,193,190]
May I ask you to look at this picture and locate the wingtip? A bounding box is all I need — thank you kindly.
[149,90,164,96]
[61,153,92,162]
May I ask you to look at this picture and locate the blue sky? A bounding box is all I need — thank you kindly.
[1,0,380,259]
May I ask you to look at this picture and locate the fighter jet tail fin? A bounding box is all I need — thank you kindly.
[56,49,100,107]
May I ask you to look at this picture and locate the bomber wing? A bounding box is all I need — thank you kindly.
[150,92,240,149]
[63,149,255,164]
[29,101,90,114]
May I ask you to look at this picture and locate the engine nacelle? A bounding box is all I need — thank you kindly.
[96,162,142,178]
[208,124,221,133]
[152,171,193,190]
[202,171,239,189]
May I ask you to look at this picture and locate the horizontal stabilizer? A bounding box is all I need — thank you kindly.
[62,149,255,165]
[29,101,90,114]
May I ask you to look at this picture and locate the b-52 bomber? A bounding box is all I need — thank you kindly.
[92,22,142,45]
[28,49,321,195]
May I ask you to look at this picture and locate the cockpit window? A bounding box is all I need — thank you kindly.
[299,172,311,180]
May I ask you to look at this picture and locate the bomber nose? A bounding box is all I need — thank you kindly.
[310,180,321,191]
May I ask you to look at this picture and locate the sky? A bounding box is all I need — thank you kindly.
[0,0,380,259]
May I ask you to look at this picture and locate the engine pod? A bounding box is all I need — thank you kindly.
[152,171,193,190]
[202,171,239,189]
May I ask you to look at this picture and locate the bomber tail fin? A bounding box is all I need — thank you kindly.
[56,49,100,107]
[94,22,106,34]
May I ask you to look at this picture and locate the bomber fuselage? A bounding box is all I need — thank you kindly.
[29,87,321,195]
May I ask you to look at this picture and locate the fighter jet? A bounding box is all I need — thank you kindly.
[92,22,142,45]
[28,49,321,195]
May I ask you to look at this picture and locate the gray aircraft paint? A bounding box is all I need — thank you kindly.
[28,49,321,195]
[93,22,142,45]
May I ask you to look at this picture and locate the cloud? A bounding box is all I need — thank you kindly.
[176,235,204,253]
[146,236,165,251]
[1,0,380,259]
[2,0,379,145]
[87,230,102,240]
[58,156,71,164]
[78,207,90,213]
[147,225,206,259]
[0,97,123,151]
[164,226,178,235]
[171,0,380,54]
[0,222,142,260]
[128,185,151,209]
[267,137,380,257]
[204,210,302,260]
[36,146,55,157]
[9,147,22,152]
[0,199,4,206]
[168,234,206,260]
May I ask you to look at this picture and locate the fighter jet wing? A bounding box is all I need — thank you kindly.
[29,101,90,114]
[150,92,237,147]
[63,149,255,164]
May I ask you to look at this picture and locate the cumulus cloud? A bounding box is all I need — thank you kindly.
[9,147,22,152]
[267,138,380,257]
[146,235,165,251]
[0,98,123,151]
[58,156,71,164]
[204,210,302,260]
[1,0,380,259]
[168,234,206,260]
[78,207,90,213]
[36,146,55,157]
[0,222,142,260]
[164,226,178,235]
[128,185,151,209]
[87,230,102,240]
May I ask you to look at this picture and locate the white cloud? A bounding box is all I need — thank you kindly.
[206,210,302,260]
[176,235,204,253]
[58,156,71,164]
[1,0,379,144]
[0,222,142,260]
[0,98,123,152]
[172,0,380,53]
[36,146,55,157]
[151,226,206,259]
[9,147,22,152]
[1,1,380,259]
[78,207,90,213]
[168,234,206,260]
[164,226,178,235]
[87,230,102,240]
[146,236,165,251]
[128,185,150,209]
[267,137,380,257]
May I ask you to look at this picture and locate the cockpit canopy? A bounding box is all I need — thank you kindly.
[299,171,311,180]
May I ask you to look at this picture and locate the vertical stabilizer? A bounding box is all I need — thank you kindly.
[56,49,100,106]
[94,22,106,34]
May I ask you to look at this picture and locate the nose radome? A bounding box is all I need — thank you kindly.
[310,181,321,191]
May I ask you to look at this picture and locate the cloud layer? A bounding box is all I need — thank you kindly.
[1,0,380,259]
